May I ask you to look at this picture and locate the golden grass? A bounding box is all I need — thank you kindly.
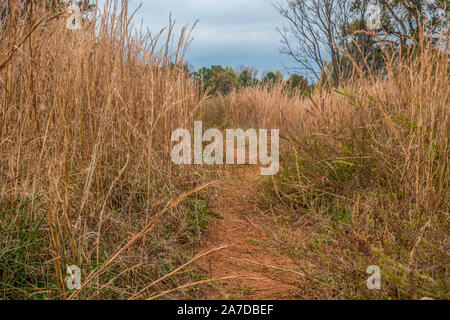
[1,0,448,300]
[0,0,216,299]
[220,32,449,299]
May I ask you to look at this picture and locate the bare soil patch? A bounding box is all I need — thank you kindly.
[198,167,307,300]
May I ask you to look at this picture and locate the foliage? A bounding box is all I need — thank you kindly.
[276,0,448,85]
[263,70,284,84]
[192,65,311,95]
[286,74,310,93]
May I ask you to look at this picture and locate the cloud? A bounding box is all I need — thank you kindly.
[123,0,291,75]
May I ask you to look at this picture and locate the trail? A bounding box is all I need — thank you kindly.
[198,166,306,300]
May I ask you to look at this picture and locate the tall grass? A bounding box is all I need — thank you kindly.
[1,0,448,300]
[0,0,215,299]
[221,30,449,299]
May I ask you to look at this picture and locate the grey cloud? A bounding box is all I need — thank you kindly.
[123,0,291,74]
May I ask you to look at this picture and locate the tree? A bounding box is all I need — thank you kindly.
[276,0,448,86]
[263,70,284,84]
[275,0,354,86]
[211,69,239,94]
[237,65,259,87]
[193,65,239,95]
[286,74,310,92]
[376,0,448,46]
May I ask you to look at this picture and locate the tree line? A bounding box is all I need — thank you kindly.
[190,65,311,95]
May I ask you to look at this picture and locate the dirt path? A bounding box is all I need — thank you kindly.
[198,166,306,300]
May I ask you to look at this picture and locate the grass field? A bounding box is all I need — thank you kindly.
[0,1,448,300]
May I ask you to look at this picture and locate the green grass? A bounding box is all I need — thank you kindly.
[0,197,51,299]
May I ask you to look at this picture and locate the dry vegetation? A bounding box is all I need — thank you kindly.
[0,0,448,300]
[0,1,218,299]
[219,33,449,299]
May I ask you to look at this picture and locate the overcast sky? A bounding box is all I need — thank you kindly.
[121,0,292,76]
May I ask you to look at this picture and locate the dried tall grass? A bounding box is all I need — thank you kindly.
[0,0,215,299]
[221,30,449,299]
[1,0,448,301]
